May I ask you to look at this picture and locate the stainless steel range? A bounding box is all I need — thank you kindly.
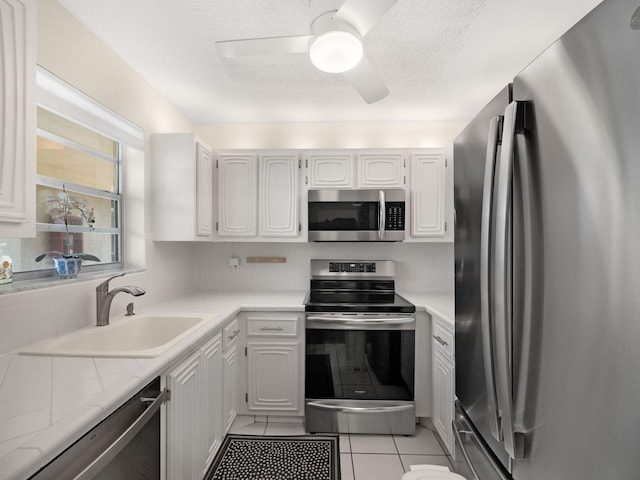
[304,259,416,435]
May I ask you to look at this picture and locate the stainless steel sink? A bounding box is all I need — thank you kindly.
[20,314,209,357]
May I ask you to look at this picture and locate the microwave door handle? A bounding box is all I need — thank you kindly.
[379,190,386,240]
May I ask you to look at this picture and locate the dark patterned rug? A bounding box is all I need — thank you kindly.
[204,434,340,480]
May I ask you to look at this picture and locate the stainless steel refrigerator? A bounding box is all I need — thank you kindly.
[453,1,640,479]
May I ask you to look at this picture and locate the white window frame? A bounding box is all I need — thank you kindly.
[13,67,144,280]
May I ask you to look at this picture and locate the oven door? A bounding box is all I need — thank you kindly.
[305,313,415,434]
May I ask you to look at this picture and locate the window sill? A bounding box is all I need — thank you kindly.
[0,267,145,295]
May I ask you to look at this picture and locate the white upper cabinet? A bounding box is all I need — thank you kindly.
[217,153,258,237]
[306,150,405,190]
[151,134,214,241]
[196,144,214,237]
[259,153,299,237]
[0,0,36,237]
[306,151,355,188]
[357,151,405,188]
[409,152,448,239]
[217,151,301,241]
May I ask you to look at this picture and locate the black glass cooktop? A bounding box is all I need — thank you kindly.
[305,279,415,313]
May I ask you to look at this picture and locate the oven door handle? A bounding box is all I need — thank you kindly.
[307,401,414,414]
[306,316,414,326]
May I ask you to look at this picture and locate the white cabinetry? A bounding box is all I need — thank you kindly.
[217,153,257,237]
[151,134,214,241]
[201,334,223,473]
[357,151,405,188]
[409,152,448,239]
[431,314,455,455]
[306,151,355,188]
[0,0,36,237]
[259,153,300,237]
[166,350,203,480]
[166,317,239,480]
[217,151,300,240]
[306,150,405,189]
[222,318,240,431]
[241,312,303,415]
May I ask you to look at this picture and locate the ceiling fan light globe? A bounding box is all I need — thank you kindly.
[309,31,363,73]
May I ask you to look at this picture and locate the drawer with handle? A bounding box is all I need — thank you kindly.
[247,314,299,337]
[432,315,454,359]
[223,317,241,349]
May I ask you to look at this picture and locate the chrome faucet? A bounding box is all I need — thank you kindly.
[96,273,145,326]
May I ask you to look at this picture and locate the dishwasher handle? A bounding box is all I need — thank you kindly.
[74,388,168,480]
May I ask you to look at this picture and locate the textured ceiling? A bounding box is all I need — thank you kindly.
[57,0,602,123]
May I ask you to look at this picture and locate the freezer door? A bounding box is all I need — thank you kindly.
[454,85,513,472]
[509,0,640,478]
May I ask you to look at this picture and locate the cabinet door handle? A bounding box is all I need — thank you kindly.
[260,326,284,331]
[228,330,240,340]
[433,335,448,346]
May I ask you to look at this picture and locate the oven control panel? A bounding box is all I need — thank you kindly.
[311,259,395,279]
[329,262,376,273]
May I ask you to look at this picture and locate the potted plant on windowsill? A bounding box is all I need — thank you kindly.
[35,187,100,278]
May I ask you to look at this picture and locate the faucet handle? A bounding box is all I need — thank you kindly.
[96,272,125,293]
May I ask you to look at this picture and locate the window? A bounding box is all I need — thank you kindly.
[0,108,122,276]
[0,67,144,280]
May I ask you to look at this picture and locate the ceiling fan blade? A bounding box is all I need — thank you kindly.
[216,35,314,58]
[334,0,399,36]
[342,54,389,104]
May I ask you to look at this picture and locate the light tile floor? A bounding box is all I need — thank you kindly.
[229,418,452,480]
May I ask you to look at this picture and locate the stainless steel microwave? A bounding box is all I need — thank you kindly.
[308,189,405,241]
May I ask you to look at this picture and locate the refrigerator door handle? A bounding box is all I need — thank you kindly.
[480,115,503,442]
[494,101,525,460]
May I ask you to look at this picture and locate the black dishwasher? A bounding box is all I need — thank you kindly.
[29,377,167,480]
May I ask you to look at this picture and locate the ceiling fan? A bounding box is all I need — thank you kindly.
[215,0,399,104]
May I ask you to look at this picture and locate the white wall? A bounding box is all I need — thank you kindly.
[193,121,466,293]
[195,242,454,293]
[0,0,197,355]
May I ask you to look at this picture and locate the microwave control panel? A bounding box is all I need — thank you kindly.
[386,203,405,230]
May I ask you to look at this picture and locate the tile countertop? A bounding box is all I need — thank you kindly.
[0,291,306,480]
[0,289,453,480]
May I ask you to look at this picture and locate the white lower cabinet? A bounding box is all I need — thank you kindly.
[431,314,455,455]
[201,334,223,473]
[166,317,239,480]
[223,343,238,431]
[166,350,205,480]
[247,342,299,411]
[222,317,240,432]
[241,312,303,415]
